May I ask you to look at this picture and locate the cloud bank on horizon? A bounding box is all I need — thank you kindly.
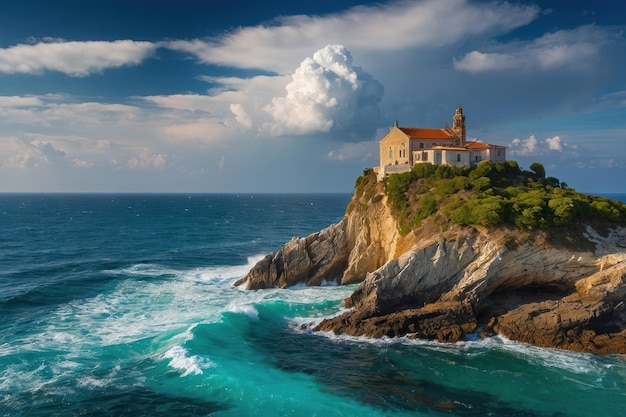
[0,0,624,193]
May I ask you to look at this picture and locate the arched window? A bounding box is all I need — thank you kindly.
[388,147,393,159]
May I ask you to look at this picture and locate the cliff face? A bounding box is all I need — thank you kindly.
[236,178,626,354]
[234,179,401,289]
[315,225,626,354]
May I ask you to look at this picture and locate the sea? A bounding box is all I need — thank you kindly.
[1,193,625,417]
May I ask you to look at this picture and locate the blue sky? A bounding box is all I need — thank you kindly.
[0,0,625,193]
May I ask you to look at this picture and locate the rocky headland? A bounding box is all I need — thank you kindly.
[235,164,626,354]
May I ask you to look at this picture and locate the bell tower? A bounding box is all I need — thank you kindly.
[452,105,466,146]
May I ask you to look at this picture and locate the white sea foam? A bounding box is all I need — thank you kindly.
[0,360,77,398]
[492,335,607,375]
[163,345,214,377]
[22,257,267,355]
[308,324,610,376]
[312,329,400,346]
[227,304,259,319]
[111,255,266,285]
[76,375,112,389]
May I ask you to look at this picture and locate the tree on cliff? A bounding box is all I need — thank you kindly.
[382,160,626,234]
[529,162,546,179]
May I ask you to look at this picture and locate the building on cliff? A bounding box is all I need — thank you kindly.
[375,106,507,180]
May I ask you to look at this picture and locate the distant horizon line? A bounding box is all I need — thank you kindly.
[0,191,355,195]
[1,191,625,196]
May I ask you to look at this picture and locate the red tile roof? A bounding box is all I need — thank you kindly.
[399,127,453,140]
[464,141,507,149]
[464,141,491,149]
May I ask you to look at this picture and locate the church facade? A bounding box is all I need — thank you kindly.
[375,106,506,180]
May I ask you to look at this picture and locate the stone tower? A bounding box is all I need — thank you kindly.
[452,105,466,146]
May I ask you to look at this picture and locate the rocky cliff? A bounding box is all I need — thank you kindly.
[234,175,401,288]
[235,173,626,354]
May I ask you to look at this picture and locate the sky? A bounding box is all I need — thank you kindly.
[0,0,625,193]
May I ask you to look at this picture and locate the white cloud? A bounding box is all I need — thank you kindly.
[142,94,219,113]
[0,96,142,129]
[510,135,538,156]
[143,75,289,133]
[230,103,252,130]
[545,135,563,151]
[165,0,539,74]
[0,136,71,169]
[454,24,616,73]
[128,149,167,170]
[0,96,43,107]
[263,45,383,135]
[452,51,518,72]
[509,134,576,156]
[0,137,45,168]
[161,118,235,144]
[73,158,94,168]
[0,40,156,76]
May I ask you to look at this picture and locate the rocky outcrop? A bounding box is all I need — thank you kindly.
[237,176,626,354]
[233,222,350,288]
[315,225,626,354]
[235,179,402,289]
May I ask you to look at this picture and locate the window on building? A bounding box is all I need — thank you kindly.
[388,147,393,158]
[497,150,501,156]
[419,143,424,149]
[457,153,461,162]
[423,152,428,161]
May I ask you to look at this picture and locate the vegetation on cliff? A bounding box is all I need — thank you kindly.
[241,160,626,353]
[370,160,626,236]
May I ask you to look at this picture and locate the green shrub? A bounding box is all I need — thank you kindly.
[412,163,436,179]
[415,194,438,224]
[472,195,505,226]
[451,204,472,226]
[382,159,626,233]
[545,176,561,188]
[435,179,458,196]
[530,162,546,179]
[505,160,521,175]
[469,160,493,179]
[548,197,575,225]
[591,199,623,222]
[471,176,491,191]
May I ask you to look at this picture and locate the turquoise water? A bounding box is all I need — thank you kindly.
[1,193,625,416]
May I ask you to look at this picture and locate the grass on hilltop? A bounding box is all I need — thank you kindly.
[352,161,626,238]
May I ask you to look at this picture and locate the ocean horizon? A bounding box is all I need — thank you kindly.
[1,193,625,416]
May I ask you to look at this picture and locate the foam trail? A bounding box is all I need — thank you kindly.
[494,336,608,375]
[113,254,267,284]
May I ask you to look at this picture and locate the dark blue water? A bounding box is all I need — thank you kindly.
[1,193,625,417]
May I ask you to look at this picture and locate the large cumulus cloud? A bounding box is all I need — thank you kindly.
[263,44,383,135]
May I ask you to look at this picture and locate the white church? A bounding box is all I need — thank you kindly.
[375,106,506,180]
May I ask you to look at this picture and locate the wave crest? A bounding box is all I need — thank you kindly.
[163,345,214,377]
